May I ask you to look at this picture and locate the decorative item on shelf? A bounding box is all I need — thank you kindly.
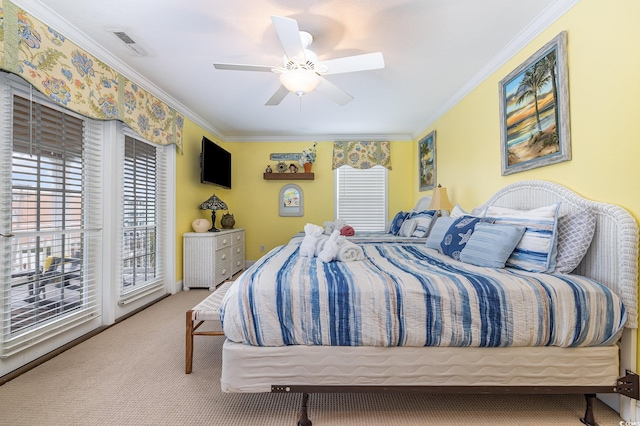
[200,194,228,232]
[298,142,317,173]
[427,184,454,217]
[191,218,210,233]
[276,161,288,173]
[265,165,272,173]
[221,213,235,229]
[289,163,298,173]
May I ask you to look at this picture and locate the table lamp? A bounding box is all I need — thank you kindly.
[200,194,228,232]
[427,184,453,216]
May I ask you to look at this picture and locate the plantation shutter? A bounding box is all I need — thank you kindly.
[335,165,387,232]
[118,129,167,305]
[0,81,102,356]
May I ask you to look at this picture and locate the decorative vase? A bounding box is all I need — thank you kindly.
[221,213,235,229]
[192,219,210,233]
[303,162,312,173]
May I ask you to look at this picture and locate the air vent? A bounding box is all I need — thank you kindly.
[113,31,135,45]
[109,30,149,56]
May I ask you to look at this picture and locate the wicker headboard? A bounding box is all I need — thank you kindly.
[474,180,639,329]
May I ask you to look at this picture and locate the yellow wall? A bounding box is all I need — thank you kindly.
[413,0,640,213]
[175,136,413,280]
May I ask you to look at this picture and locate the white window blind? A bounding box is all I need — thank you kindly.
[335,165,387,232]
[0,80,102,357]
[118,130,166,303]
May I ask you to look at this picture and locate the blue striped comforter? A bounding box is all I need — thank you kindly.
[220,244,626,348]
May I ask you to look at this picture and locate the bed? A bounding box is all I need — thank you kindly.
[288,195,435,245]
[219,180,639,425]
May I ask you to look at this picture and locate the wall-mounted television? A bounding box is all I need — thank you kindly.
[200,136,231,189]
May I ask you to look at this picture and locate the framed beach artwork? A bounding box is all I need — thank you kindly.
[418,131,436,191]
[279,184,304,217]
[499,31,571,176]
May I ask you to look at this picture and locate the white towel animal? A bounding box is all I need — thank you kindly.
[323,221,335,235]
[335,240,365,262]
[318,230,344,263]
[323,219,348,235]
[333,218,347,232]
[314,235,329,257]
[299,223,324,257]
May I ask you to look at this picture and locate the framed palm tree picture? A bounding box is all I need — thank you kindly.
[499,31,571,175]
[418,130,436,191]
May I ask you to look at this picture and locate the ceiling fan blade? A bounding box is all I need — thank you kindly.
[314,77,353,106]
[265,85,290,106]
[318,52,385,75]
[271,16,306,62]
[213,63,275,72]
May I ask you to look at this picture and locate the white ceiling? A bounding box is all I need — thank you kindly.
[14,0,578,142]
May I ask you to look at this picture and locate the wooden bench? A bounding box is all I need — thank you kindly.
[185,280,234,374]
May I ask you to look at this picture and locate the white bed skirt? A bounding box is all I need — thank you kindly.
[221,340,619,393]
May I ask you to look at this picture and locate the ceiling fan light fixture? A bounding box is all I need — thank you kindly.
[279,69,320,97]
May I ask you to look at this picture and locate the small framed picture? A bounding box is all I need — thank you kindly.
[418,131,436,191]
[279,184,304,217]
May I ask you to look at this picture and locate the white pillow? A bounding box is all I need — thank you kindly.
[450,204,469,219]
[398,218,417,237]
[484,203,560,273]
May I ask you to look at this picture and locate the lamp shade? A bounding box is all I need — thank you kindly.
[200,194,227,211]
[279,69,320,96]
[427,184,453,212]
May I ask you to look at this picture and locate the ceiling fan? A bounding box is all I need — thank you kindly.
[213,16,385,106]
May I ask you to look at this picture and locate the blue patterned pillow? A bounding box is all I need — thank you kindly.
[388,211,409,235]
[425,217,455,252]
[440,215,485,260]
[408,210,437,237]
[485,203,560,273]
[460,223,526,268]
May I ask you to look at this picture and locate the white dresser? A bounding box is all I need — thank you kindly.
[183,228,245,291]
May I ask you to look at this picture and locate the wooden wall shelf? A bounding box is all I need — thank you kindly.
[264,173,314,180]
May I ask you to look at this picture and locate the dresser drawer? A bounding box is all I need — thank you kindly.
[232,231,244,245]
[216,247,232,264]
[215,234,232,249]
[216,261,232,283]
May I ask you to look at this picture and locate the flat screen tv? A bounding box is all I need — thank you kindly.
[200,136,231,189]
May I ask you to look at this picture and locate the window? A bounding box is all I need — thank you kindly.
[335,165,387,231]
[0,82,102,356]
[121,134,163,296]
[0,74,174,362]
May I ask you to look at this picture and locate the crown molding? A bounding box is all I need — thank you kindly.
[11,0,223,139]
[223,133,413,143]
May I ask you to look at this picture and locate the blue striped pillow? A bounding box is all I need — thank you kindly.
[408,210,436,237]
[484,203,560,273]
[460,223,526,268]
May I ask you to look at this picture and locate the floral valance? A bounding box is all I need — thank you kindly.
[332,141,392,170]
[0,0,184,150]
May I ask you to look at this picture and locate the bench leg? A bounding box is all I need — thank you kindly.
[186,310,194,374]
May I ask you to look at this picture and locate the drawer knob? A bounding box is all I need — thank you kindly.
[222,254,227,260]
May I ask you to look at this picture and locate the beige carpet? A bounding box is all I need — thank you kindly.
[0,289,624,426]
